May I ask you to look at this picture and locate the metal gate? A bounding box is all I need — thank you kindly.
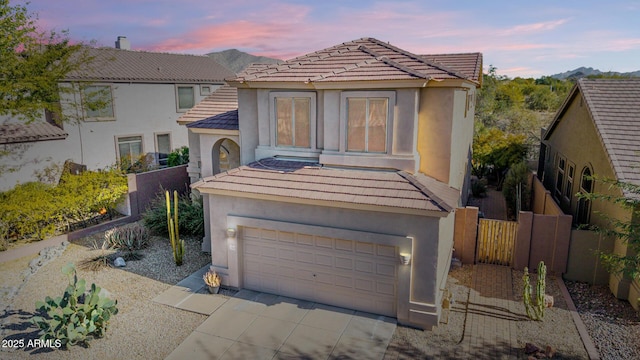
[476,218,518,266]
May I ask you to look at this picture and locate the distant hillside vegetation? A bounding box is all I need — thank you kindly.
[207,49,281,74]
[551,66,640,79]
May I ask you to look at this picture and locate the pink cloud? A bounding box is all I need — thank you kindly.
[502,19,570,35]
[606,38,640,51]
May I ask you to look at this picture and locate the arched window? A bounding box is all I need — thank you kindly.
[576,166,593,225]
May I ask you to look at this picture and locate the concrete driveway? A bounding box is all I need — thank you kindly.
[154,268,396,360]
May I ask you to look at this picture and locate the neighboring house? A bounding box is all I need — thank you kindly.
[189,38,482,329]
[538,78,640,310]
[0,37,234,191]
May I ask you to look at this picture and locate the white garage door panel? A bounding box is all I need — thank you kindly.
[242,226,397,317]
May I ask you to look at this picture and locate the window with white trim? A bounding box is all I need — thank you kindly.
[564,163,575,200]
[117,135,143,162]
[342,91,394,154]
[275,97,310,148]
[576,166,594,225]
[83,85,114,120]
[200,85,212,96]
[176,85,195,111]
[555,155,566,200]
[155,133,171,167]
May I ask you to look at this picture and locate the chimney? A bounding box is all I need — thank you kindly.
[115,36,130,50]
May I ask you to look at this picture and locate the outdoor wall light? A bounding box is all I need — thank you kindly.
[399,253,411,265]
[226,228,236,238]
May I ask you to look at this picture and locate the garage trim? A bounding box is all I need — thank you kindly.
[227,215,413,248]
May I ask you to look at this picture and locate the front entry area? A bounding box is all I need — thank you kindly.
[241,226,398,317]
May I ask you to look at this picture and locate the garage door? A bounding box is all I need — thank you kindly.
[242,226,398,317]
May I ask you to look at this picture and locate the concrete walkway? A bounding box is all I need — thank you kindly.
[153,265,396,360]
[479,186,509,220]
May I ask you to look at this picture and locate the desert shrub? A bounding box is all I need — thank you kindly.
[0,182,59,240]
[79,238,114,272]
[471,178,487,197]
[167,146,189,167]
[104,223,150,251]
[0,167,127,244]
[142,191,204,238]
[31,263,118,348]
[502,161,531,217]
[55,168,128,229]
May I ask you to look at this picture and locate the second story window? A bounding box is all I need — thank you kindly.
[176,85,195,111]
[341,91,395,154]
[83,85,114,120]
[276,97,310,148]
[347,97,388,152]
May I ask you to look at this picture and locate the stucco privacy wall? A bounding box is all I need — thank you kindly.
[205,193,450,328]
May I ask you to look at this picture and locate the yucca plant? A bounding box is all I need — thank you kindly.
[166,190,185,266]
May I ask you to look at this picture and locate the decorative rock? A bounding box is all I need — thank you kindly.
[525,343,540,354]
[544,294,554,308]
[545,345,556,358]
[114,257,126,267]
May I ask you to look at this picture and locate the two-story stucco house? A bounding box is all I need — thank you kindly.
[538,78,640,311]
[0,37,233,191]
[189,38,482,329]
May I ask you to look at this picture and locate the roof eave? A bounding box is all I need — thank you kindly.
[187,128,239,135]
[192,187,449,217]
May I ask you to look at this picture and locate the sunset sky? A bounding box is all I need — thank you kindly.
[18,0,640,78]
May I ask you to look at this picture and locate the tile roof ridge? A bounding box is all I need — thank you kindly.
[366,38,471,82]
[237,42,365,82]
[397,171,453,212]
[358,45,430,80]
[90,46,213,58]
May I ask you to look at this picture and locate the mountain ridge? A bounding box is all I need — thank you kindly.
[551,66,640,79]
[206,49,281,74]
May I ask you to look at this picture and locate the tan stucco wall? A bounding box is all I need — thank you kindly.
[417,85,474,201]
[418,87,452,183]
[204,193,451,329]
[237,88,259,165]
[543,92,635,301]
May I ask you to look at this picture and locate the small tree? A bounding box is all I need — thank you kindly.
[0,0,94,123]
[472,126,527,185]
[503,161,531,217]
[578,178,640,281]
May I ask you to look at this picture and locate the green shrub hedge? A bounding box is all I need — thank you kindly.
[0,168,127,244]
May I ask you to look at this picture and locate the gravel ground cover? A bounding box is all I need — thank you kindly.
[0,227,211,360]
[565,281,640,360]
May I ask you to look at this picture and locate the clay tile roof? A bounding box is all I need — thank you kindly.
[577,78,640,187]
[229,37,481,86]
[186,109,238,131]
[192,158,458,214]
[419,53,483,84]
[178,85,238,124]
[0,123,68,145]
[66,47,234,83]
[544,78,640,197]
